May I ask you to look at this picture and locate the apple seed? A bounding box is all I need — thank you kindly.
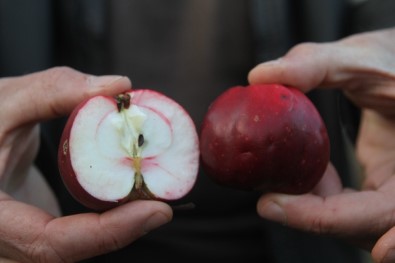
[138,134,144,147]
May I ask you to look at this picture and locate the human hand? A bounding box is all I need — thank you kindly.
[248,28,395,262]
[0,67,173,262]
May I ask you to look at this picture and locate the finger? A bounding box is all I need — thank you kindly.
[248,42,334,92]
[44,200,172,262]
[311,163,343,197]
[0,67,132,129]
[257,177,395,249]
[248,29,395,95]
[372,226,395,263]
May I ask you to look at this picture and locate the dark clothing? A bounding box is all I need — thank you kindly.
[2,0,395,262]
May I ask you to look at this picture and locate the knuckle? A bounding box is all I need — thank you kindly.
[25,223,68,263]
[26,236,52,263]
[98,218,124,253]
[43,66,81,87]
[308,215,333,236]
[45,66,78,78]
[287,42,322,59]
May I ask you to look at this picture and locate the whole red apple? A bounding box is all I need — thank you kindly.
[200,84,330,194]
[58,89,199,211]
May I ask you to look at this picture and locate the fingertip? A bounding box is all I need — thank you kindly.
[109,200,173,234]
[247,58,284,85]
[257,199,287,225]
[372,227,395,263]
[247,58,313,93]
[108,200,173,221]
[145,200,174,224]
[113,200,173,231]
[86,75,132,96]
[143,210,172,234]
[1,67,134,126]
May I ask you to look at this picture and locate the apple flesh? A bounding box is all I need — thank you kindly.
[200,84,330,194]
[58,89,199,211]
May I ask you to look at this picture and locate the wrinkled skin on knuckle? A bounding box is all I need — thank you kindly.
[43,67,82,86]
[28,239,65,263]
[40,67,89,117]
[286,42,322,59]
[307,214,335,236]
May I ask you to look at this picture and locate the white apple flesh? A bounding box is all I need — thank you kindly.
[58,89,199,211]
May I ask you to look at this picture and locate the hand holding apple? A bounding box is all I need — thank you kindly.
[249,28,395,261]
[0,67,172,262]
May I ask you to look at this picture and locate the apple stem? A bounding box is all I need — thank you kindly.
[116,93,131,112]
[134,170,143,190]
[132,157,144,190]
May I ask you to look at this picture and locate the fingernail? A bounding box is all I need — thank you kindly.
[143,212,171,234]
[383,249,395,263]
[87,75,130,89]
[258,201,287,225]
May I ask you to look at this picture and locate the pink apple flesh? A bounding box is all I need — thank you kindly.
[58,89,199,210]
[200,84,330,194]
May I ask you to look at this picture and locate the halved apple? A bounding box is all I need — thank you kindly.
[58,89,199,211]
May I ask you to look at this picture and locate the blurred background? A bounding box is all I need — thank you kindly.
[1,0,395,262]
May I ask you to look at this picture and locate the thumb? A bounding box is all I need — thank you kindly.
[0,67,132,129]
[45,200,173,262]
[247,43,331,93]
[248,29,395,95]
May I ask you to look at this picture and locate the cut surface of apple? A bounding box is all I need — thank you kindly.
[58,89,199,210]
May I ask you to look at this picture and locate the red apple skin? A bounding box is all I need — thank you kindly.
[200,84,330,194]
[58,96,129,211]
